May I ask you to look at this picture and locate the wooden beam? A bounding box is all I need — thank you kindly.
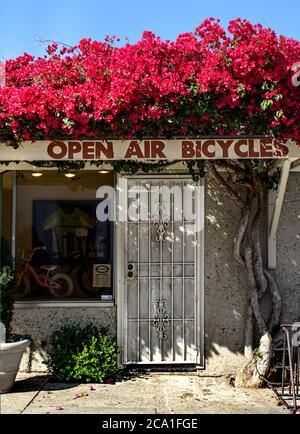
[268,159,292,269]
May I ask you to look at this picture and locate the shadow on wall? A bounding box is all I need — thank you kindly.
[11,174,300,375]
[203,173,300,369]
[122,176,254,371]
[276,173,300,324]
[12,177,265,373]
[204,178,251,363]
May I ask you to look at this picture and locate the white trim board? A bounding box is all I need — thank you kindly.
[15,301,115,308]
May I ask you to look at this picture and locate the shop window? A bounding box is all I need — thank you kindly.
[0,171,13,249]
[15,170,114,301]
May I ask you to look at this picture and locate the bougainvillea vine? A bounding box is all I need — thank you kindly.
[1,18,300,144]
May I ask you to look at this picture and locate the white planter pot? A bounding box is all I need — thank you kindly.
[0,339,30,393]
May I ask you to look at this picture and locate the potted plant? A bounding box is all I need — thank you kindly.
[0,235,30,393]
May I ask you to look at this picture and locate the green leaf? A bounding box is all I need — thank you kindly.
[260,99,274,110]
[63,117,74,129]
[45,323,119,383]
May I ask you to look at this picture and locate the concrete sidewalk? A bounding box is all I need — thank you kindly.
[0,372,287,414]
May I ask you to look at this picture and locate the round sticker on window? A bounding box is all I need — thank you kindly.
[93,264,111,287]
[95,265,109,274]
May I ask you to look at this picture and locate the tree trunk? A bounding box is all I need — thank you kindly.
[206,161,282,388]
[235,332,273,388]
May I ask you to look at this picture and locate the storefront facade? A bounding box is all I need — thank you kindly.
[1,138,300,374]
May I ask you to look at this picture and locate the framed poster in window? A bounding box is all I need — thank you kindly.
[31,199,112,298]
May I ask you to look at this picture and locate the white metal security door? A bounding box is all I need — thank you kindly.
[122,176,204,365]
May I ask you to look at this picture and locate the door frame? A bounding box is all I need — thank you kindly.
[116,173,205,368]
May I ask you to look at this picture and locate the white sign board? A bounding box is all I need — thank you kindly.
[0,138,300,160]
[93,264,112,288]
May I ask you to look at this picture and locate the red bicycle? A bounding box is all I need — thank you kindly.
[17,246,74,298]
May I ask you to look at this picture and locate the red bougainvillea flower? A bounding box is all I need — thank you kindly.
[73,392,89,399]
[0,18,300,145]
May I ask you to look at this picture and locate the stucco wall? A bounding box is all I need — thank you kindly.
[202,177,249,375]
[202,172,300,375]
[276,172,300,324]
[12,172,300,375]
[13,305,117,371]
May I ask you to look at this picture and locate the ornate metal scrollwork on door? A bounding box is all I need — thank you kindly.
[153,202,169,241]
[153,299,169,340]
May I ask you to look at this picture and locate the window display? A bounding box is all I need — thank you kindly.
[15,171,114,301]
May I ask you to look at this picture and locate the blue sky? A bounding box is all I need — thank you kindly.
[0,0,299,60]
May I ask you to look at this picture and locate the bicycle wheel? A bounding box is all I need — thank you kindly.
[78,266,99,296]
[16,276,32,298]
[49,273,74,298]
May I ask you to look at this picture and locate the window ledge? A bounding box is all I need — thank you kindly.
[15,300,115,308]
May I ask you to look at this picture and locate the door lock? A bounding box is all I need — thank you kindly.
[127,271,134,279]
